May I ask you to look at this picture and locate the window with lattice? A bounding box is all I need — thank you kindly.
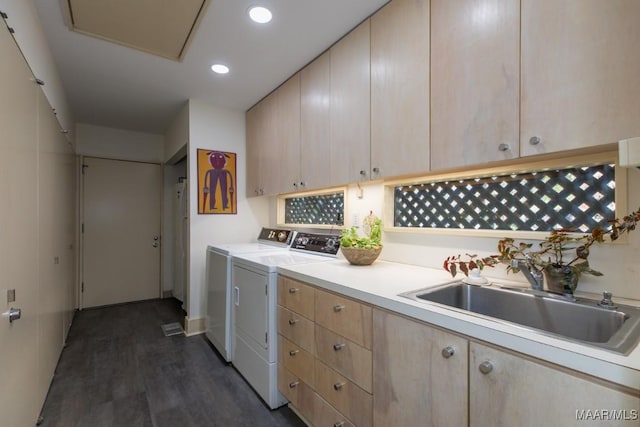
[393,164,616,232]
[281,191,344,226]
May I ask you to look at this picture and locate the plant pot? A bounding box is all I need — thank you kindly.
[340,246,382,266]
[544,264,580,295]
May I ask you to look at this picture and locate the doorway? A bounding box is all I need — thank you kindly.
[81,157,161,308]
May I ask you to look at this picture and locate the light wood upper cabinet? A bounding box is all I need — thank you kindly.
[430,0,520,170]
[520,0,640,156]
[373,309,469,427]
[330,19,371,185]
[301,51,332,190]
[246,74,301,196]
[371,0,430,179]
[470,342,640,427]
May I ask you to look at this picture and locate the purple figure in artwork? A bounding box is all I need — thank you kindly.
[203,151,234,211]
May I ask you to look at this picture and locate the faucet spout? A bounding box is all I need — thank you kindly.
[510,259,544,291]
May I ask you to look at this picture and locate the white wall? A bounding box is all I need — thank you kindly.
[0,0,74,142]
[75,123,164,162]
[187,99,270,321]
[270,168,640,300]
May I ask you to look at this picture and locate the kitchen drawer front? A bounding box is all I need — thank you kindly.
[279,335,315,387]
[278,305,315,354]
[312,393,356,427]
[315,360,372,427]
[278,277,315,320]
[278,367,315,423]
[315,325,372,393]
[315,288,372,349]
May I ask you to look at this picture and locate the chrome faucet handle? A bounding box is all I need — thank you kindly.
[598,291,618,310]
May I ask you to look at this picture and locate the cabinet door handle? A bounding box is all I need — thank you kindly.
[333,343,345,351]
[288,287,299,294]
[289,381,299,388]
[498,143,510,152]
[441,346,455,359]
[479,360,494,375]
[334,422,346,427]
[288,318,299,325]
[289,349,299,356]
[333,382,345,391]
[333,304,345,312]
[372,167,380,174]
[529,136,541,145]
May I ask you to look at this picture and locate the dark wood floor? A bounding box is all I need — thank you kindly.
[39,298,305,427]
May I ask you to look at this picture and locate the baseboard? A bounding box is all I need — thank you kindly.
[184,316,206,336]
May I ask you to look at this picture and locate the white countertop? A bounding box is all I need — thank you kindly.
[278,259,640,391]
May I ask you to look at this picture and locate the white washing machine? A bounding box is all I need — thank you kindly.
[230,232,340,409]
[205,228,295,362]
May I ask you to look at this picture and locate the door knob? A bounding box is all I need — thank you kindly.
[6,307,21,323]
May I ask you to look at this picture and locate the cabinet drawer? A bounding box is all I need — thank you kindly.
[313,393,356,427]
[315,360,372,427]
[279,335,315,387]
[278,277,315,320]
[315,288,372,349]
[278,305,315,354]
[315,325,372,393]
[278,367,315,423]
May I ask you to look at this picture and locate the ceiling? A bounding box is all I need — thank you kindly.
[34,0,389,135]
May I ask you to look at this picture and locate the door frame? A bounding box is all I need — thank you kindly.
[78,155,163,310]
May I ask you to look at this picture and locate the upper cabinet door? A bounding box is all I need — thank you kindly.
[246,102,264,197]
[430,0,520,170]
[371,0,430,179]
[301,51,332,190]
[521,0,640,156]
[330,19,371,185]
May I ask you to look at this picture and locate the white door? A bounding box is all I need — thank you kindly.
[0,23,40,426]
[82,157,161,308]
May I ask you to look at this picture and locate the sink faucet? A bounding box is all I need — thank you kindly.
[510,258,544,291]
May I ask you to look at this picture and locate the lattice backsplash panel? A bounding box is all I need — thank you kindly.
[394,164,616,232]
[284,192,344,225]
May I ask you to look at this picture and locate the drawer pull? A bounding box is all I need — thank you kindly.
[479,360,494,375]
[288,318,299,325]
[441,346,455,359]
[288,287,299,294]
[289,349,299,356]
[289,381,299,388]
[333,343,346,351]
[333,304,345,312]
[333,382,345,391]
[334,422,346,427]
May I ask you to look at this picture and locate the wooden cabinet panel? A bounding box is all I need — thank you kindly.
[315,288,372,349]
[470,342,640,427]
[371,0,430,179]
[279,335,315,388]
[245,103,264,196]
[278,367,316,423]
[278,276,315,320]
[373,309,469,427]
[430,0,520,170]
[312,393,356,427]
[301,51,332,190]
[315,360,372,427]
[521,0,640,156]
[315,325,372,393]
[330,19,371,185]
[278,306,315,354]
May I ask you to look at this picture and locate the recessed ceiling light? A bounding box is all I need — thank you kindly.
[211,64,230,74]
[248,6,272,24]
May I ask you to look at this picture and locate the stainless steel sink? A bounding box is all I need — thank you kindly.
[400,282,640,354]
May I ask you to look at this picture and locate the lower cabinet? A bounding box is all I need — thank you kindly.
[373,308,469,426]
[279,279,640,426]
[470,342,640,427]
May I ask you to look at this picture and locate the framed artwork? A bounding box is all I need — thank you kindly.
[197,149,237,214]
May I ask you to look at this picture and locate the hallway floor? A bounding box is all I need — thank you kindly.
[39,299,305,427]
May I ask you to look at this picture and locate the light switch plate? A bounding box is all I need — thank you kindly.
[7,289,15,303]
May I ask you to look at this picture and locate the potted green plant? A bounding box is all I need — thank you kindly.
[443,207,640,295]
[340,212,383,265]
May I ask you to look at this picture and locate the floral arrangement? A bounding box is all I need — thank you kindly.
[443,207,640,281]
